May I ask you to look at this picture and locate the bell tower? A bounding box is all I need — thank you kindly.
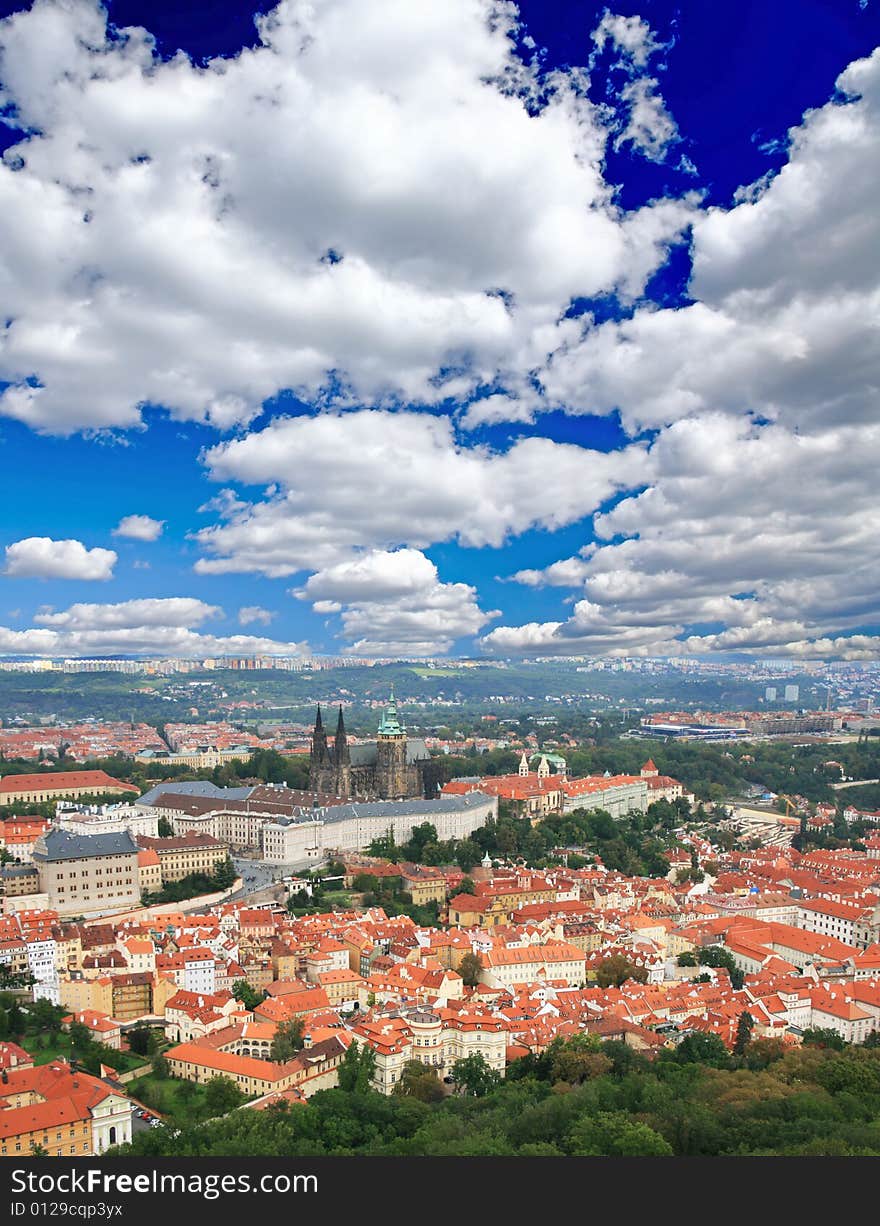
[376,687,408,799]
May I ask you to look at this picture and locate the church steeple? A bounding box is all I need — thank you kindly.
[311,705,329,765]
[335,705,350,765]
[378,685,404,736]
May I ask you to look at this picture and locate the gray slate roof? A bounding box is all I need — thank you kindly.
[137,780,253,807]
[32,827,140,862]
[271,790,493,828]
[346,738,430,767]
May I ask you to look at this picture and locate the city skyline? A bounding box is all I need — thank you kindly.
[1,1,878,663]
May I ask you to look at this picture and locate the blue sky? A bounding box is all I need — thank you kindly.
[0,0,878,660]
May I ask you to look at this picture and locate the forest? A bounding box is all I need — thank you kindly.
[109,1032,880,1157]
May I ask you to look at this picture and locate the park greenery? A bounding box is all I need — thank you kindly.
[140,856,237,905]
[127,1070,245,1124]
[366,799,691,880]
[345,865,442,927]
[109,1031,880,1156]
[0,995,143,1075]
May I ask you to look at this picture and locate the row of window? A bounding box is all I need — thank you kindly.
[56,865,131,878]
[56,883,134,894]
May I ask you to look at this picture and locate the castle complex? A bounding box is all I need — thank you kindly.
[308,692,437,801]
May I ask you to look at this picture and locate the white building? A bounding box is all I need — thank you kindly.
[797,899,880,951]
[181,951,217,996]
[261,792,498,865]
[56,802,160,840]
[354,1007,507,1095]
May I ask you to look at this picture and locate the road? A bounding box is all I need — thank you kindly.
[188,855,329,913]
[232,857,282,894]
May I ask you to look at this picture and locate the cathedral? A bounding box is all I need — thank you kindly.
[308,691,438,802]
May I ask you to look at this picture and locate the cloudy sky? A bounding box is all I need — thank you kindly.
[0,0,878,660]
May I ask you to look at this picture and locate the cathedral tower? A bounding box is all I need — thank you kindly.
[376,687,408,799]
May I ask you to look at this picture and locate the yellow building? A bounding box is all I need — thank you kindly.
[136,848,162,896]
[398,864,447,906]
[136,833,229,884]
[0,770,137,807]
[0,1062,132,1157]
[447,894,510,928]
[59,974,114,1017]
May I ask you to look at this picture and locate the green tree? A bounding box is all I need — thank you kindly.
[68,1020,95,1055]
[455,840,481,872]
[569,1112,673,1156]
[270,1018,305,1063]
[733,1010,754,1056]
[548,1034,613,1085]
[232,980,264,1011]
[673,1032,731,1068]
[204,1075,244,1115]
[696,945,744,990]
[802,1027,848,1051]
[24,999,65,1035]
[125,1025,151,1057]
[458,951,483,988]
[392,1059,444,1102]
[595,954,648,989]
[451,1053,500,1097]
[337,1040,377,1093]
[212,856,236,890]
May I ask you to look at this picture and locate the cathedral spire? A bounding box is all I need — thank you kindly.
[335,705,350,764]
[311,705,329,765]
[378,686,404,736]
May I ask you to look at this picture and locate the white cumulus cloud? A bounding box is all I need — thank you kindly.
[112,514,165,541]
[295,547,497,656]
[0,596,306,657]
[194,410,651,576]
[4,536,117,580]
[0,0,690,434]
[540,48,880,433]
[238,605,276,627]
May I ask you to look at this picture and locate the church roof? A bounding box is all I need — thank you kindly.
[346,738,429,767]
